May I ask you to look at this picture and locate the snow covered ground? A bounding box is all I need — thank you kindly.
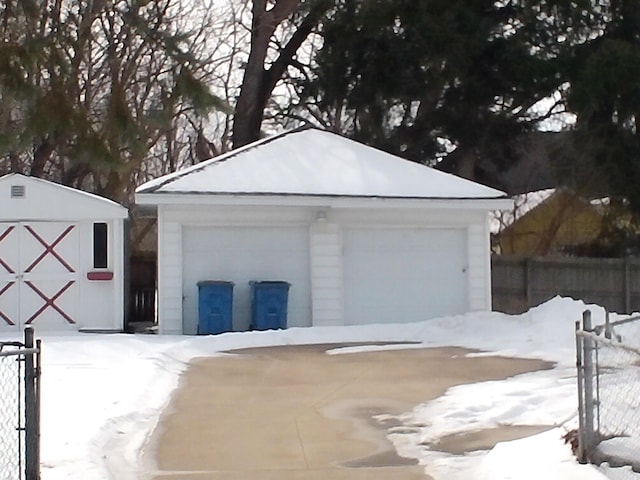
[3,296,639,480]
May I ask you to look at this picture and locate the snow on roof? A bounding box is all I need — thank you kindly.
[136,128,507,199]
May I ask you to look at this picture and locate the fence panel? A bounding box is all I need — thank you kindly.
[127,256,156,330]
[0,343,24,480]
[0,328,41,480]
[493,256,640,314]
[576,311,640,474]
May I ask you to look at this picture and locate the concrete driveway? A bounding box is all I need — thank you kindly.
[145,344,552,480]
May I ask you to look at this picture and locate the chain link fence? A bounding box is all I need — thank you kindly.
[1,341,23,480]
[576,310,640,475]
[0,328,41,480]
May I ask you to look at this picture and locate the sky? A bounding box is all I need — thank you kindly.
[2,296,638,480]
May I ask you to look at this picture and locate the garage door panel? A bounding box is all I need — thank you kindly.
[183,226,311,334]
[344,228,467,325]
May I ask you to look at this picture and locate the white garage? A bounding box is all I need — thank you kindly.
[0,174,128,332]
[135,127,511,334]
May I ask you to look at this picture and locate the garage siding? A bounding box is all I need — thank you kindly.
[157,214,183,334]
[468,222,491,310]
[156,206,494,333]
[309,222,343,326]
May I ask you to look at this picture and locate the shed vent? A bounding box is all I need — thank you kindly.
[11,185,25,198]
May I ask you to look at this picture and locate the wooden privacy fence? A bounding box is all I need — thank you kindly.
[128,256,156,327]
[492,255,640,314]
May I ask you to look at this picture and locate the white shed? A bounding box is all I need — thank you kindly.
[0,174,128,332]
[136,128,511,335]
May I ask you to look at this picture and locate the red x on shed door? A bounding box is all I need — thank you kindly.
[0,222,79,330]
[0,224,19,326]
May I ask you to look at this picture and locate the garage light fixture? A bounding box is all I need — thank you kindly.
[316,210,327,222]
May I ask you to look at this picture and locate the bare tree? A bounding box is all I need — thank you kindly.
[231,0,331,148]
[0,0,225,204]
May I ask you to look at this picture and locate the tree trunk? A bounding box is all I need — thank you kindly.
[233,1,279,148]
[9,151,21,173]
[232,0,312,149]
[29,139,54,178]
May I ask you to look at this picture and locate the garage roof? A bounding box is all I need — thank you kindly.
[136,127,507,200]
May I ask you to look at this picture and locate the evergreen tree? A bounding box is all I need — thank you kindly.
[300,1,594,181]
[566,0,640,211]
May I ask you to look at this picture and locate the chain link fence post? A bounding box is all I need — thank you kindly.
[576,319,587,462]
[0,329,40,480]
[24,327,40,480]
[576,309,640,473]
[581,309,596,456]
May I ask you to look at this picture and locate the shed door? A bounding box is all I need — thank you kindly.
[343,228,468,325]
[0,222,79,331]
[182,226,311,334]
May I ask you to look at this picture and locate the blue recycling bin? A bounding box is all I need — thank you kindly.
[250,281,291,330]
[197,281,234,335]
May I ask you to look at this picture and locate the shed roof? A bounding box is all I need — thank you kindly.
[136,128,507,200]
[0,173,128,220]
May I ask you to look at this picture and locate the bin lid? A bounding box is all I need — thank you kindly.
[198,280,235,286]
[249,280,290,287]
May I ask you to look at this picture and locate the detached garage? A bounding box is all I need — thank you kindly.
[135,127,511,335]
[0,174,128,332]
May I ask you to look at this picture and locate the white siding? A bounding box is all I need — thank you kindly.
[1,174,127,220]
[111,220,125,329]
[162,204,311,227]
[484,213,493,310]
[154,204,496,333]
[310,222,343,326]
[467,224,486,310]
[157,209,183,334]
[467,218,492,311]
[80,219,125,331]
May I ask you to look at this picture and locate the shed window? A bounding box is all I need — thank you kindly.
[93,223,108,268]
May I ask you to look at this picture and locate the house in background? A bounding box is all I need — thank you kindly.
[0,174,128,332]
[492,188,604,256]
[136,127,511,335]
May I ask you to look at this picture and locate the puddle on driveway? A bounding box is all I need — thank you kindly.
[326,400,420,469]
[342,449,417,468]
[428,425,552,454]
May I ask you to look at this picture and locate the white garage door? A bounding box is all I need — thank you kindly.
[182,226,311,334]
[343,228,468,325]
